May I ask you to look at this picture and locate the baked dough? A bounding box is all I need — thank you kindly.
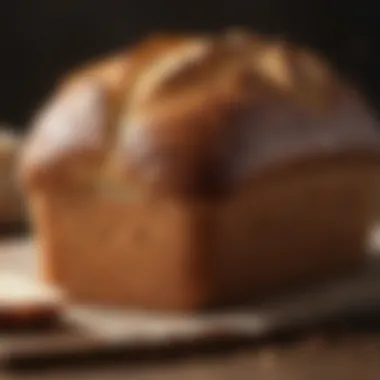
[19,30,380,310]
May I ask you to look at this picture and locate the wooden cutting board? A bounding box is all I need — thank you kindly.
[1,232,380,372]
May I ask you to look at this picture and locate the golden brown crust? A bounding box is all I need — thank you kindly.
[20,30,380,197]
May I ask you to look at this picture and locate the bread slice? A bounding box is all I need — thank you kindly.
[19,30,380,310]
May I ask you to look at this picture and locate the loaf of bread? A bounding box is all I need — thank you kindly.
[19,30,380,310]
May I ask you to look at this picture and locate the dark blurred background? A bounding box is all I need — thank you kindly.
[0,0,379,128]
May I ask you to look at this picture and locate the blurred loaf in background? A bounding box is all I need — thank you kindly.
[0,126,24,229]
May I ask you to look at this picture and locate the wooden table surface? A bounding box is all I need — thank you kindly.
[1,331,379,380]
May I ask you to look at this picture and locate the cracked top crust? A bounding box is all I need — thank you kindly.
[19,30,380,196]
